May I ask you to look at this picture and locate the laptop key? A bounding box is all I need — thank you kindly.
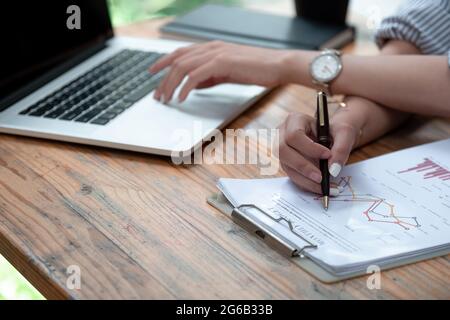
[123,84,156,103]
[60,110,80,120]
[44,105,71,119]
[113,100,133,110]
[54,104,74,113]
[75,108,104,122]
[95,101,111,110]
[29,105,53,116]
[73,102,91,112]
[101,111,119,120]
[45,108,67,118]
[123,101,134,108]
[110,106,125,114]
[29,111,46,117]
[90,117,110,125]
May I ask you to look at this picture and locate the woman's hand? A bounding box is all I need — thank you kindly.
[279,40,418,195]
[149,41,293,103]
[277,112,363,195]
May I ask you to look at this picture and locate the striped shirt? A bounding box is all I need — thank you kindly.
[375,0,450,66]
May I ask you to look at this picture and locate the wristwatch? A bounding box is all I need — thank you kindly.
[309,49,343,96]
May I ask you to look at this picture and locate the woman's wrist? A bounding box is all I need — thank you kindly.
[333,96,411,149]
[330,98,369,149]
[279,50,317,86]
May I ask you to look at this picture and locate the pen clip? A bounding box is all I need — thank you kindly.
[318,92,326,127]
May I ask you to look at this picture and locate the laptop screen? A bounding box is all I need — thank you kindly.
[0,0,113,109]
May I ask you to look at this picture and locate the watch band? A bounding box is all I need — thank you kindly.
[312,80,332,96]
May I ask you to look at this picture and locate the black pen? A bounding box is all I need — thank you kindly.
[316,92,331,210]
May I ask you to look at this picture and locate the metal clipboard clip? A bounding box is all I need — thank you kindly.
[231,204,318,258]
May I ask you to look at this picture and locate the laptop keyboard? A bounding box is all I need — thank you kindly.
[19,49,165,125]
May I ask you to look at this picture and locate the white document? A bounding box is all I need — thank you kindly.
[218,139,450,276]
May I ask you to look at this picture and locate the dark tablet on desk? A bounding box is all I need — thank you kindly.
[160,4,355,50]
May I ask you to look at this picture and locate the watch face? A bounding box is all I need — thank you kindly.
[311,53,342,83]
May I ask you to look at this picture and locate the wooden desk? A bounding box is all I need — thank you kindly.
[1,19,449,300]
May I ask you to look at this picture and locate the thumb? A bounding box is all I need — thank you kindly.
[328,124,357,177]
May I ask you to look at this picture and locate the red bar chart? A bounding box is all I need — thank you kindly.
[398,158,450,181]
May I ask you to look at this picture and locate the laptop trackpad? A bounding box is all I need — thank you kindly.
[93,84,264,151]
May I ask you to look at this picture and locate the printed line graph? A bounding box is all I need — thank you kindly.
[398,158,450,181]
[319,176,420,230]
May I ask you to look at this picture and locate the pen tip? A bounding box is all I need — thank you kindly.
[323,196,329,210]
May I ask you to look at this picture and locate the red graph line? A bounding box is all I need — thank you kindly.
[317,176,420,230]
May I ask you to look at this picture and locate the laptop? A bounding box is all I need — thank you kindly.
[0,1,266,156]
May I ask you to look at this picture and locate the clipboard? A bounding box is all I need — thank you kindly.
[207,192,450,283]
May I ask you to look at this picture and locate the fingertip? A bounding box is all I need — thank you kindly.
[179,88,191,102]
[329,162,342,178]
[166,92,175,104]
[150,63,161,73]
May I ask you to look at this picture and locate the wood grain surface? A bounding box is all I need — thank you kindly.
[0,18,449,299]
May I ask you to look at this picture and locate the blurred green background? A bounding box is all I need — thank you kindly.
[0,255,44,300]
[107,0,241,26]
[0,0,242,301]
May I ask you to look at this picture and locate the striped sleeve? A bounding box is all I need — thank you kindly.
[375,0,450,55]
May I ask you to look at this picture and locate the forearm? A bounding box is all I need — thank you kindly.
[334,55,449,116]
[284,51,450,117]
[330,40,418,149]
